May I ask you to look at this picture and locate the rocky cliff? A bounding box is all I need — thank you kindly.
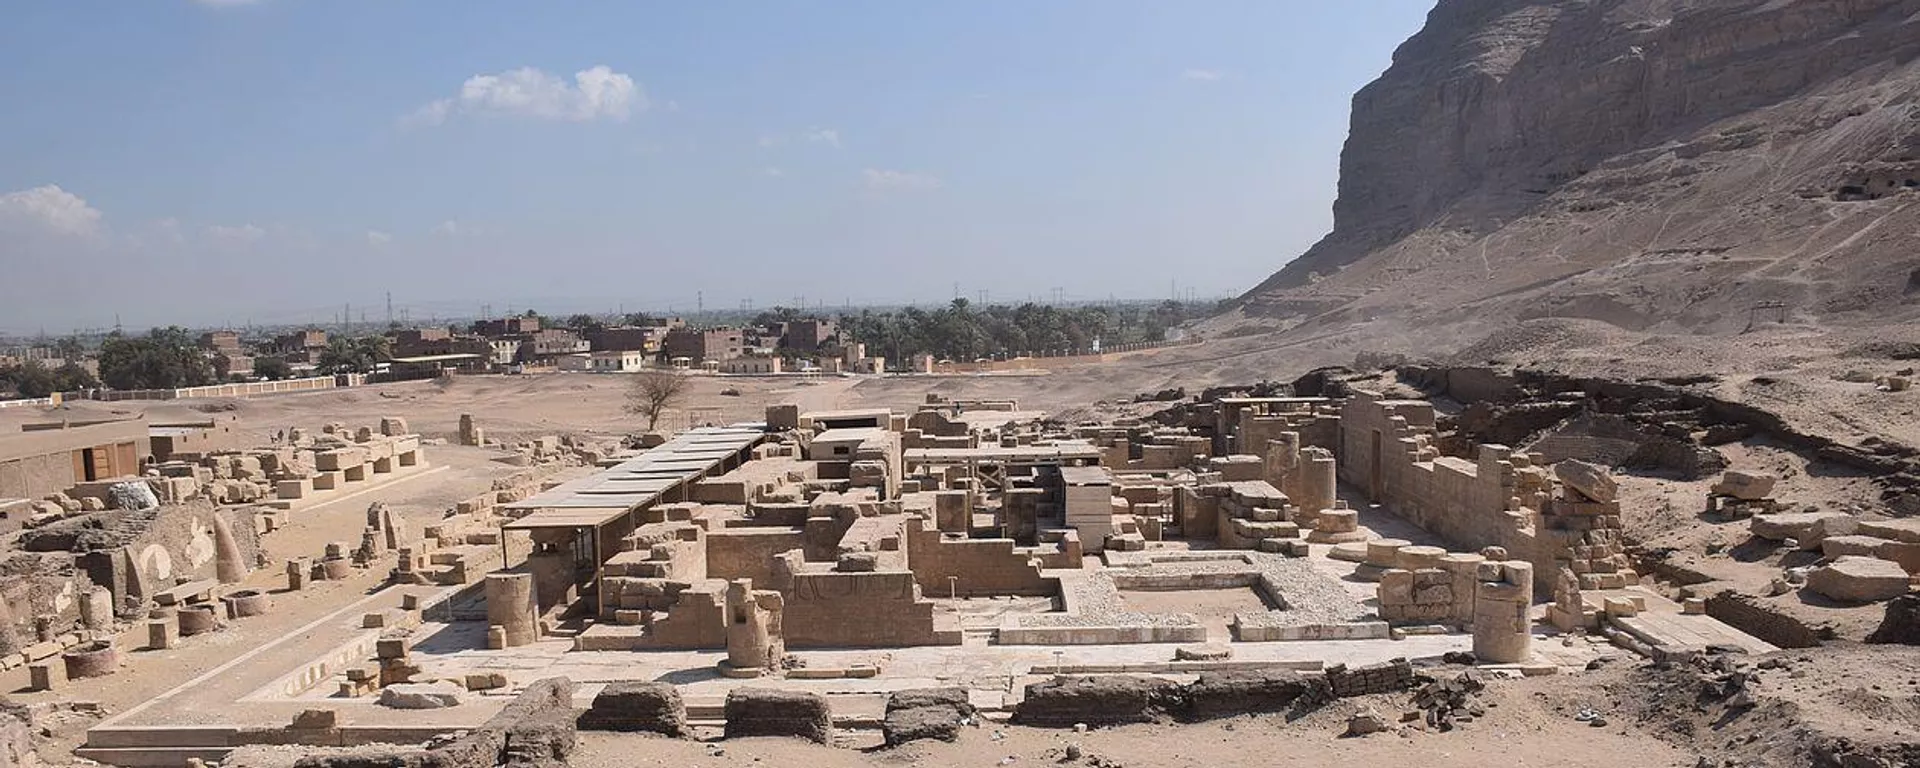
[1237,0,1920,344]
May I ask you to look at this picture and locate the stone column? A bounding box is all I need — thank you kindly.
[756,591,786,663]
[1297,447,1337,518]
[1439,553,1485,625]
[722,579,770,677]
[485,573,537,649]
[0,591,20,658]
[79,587,115,631]
[1264,434,1301,495]
[213,513,249,585]
[1472,560,1534,663]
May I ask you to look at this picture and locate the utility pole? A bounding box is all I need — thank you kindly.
[385,292,393,327]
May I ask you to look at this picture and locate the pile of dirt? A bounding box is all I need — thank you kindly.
[1597,646,1920,767]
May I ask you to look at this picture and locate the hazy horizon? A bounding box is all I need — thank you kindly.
[0,1,1433,335]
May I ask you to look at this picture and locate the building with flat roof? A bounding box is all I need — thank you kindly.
[662,327,744,362]
[0,417,150,501]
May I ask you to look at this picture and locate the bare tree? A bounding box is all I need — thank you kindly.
[626,369,690,432]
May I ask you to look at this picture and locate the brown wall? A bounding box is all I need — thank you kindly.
[705,529,807,586]
[780,570,945,648]
[903,518,1054,597]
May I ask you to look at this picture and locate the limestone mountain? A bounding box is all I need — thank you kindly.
[1232,0,1920,349]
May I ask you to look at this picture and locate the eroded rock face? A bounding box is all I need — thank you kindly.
[1239,0,1920,339]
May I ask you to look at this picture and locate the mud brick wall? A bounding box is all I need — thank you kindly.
[722,689,831,743]
[1180,670,1314,720]
[577,681,686,736]
[1013,676,1179,727]
[1706,590,1831,649]
[293,677,577,768]
[1326,658,1415,697]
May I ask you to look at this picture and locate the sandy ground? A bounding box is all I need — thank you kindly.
[558,674,1701,768]
[1,331,1912,766]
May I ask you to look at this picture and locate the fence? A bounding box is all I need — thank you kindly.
[84,375,344,402]
[928,336,1203,374]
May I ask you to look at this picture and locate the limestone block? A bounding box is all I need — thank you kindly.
[1880,541,1920,574]
[1396,545,1445,570]
[377,682,464,709]
[146,617,178,650]
[1713,470,1777,501]
[1379,569,1415,604]
[1315,508,1358,533]
[1823,535,1894,559]
[1858,519,1920,544]
[275,479,310,500]
[28,663,64,692]
[1554,459,1618,503]
[1806,556,1911,603]
[1751,511,1855,548]
[1364,539,1409,568]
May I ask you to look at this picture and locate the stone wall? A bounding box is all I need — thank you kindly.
[771,553,953,648]
[902,517,1054,597]
[1338,392,1557,587]
[293,677,576,768]
[705,528,807,586]
[60,500,263,614]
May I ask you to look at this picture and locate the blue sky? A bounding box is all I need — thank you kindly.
[0,1,1432,333]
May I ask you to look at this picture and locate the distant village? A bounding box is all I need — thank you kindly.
[0,300,1215,401]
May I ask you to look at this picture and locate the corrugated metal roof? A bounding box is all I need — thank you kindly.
[500,425,766,529]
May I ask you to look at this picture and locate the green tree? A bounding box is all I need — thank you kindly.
[565,313,607,334]
[54,336,84,362]
[51,361,99,391]
[0,362,57,398]
[253,357,293,380]
[316,335,392,374]
[98,327,215,390]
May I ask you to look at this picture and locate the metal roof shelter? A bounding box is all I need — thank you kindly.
[501,424,767,530]
[902,443,1105,466]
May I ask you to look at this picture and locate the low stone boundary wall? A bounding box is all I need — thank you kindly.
[1013,669,1331,727]
[997,623,1209,645]
[1011,676,1180,727]
[722,689,831,744]
[577,681,686,736]
[882,688,977,745]
[292,677,576,768]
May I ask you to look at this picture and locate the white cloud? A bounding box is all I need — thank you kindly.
[204,223,266,244]
[862,169,942,191]
[1182,68,1225,81]
[762,167,785,177]
[0,185,103,237]
[757,135,785,149]
[366,230,392,246]
[405,65,644,126]
[430,220,460,236]
[802,128,841,148]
